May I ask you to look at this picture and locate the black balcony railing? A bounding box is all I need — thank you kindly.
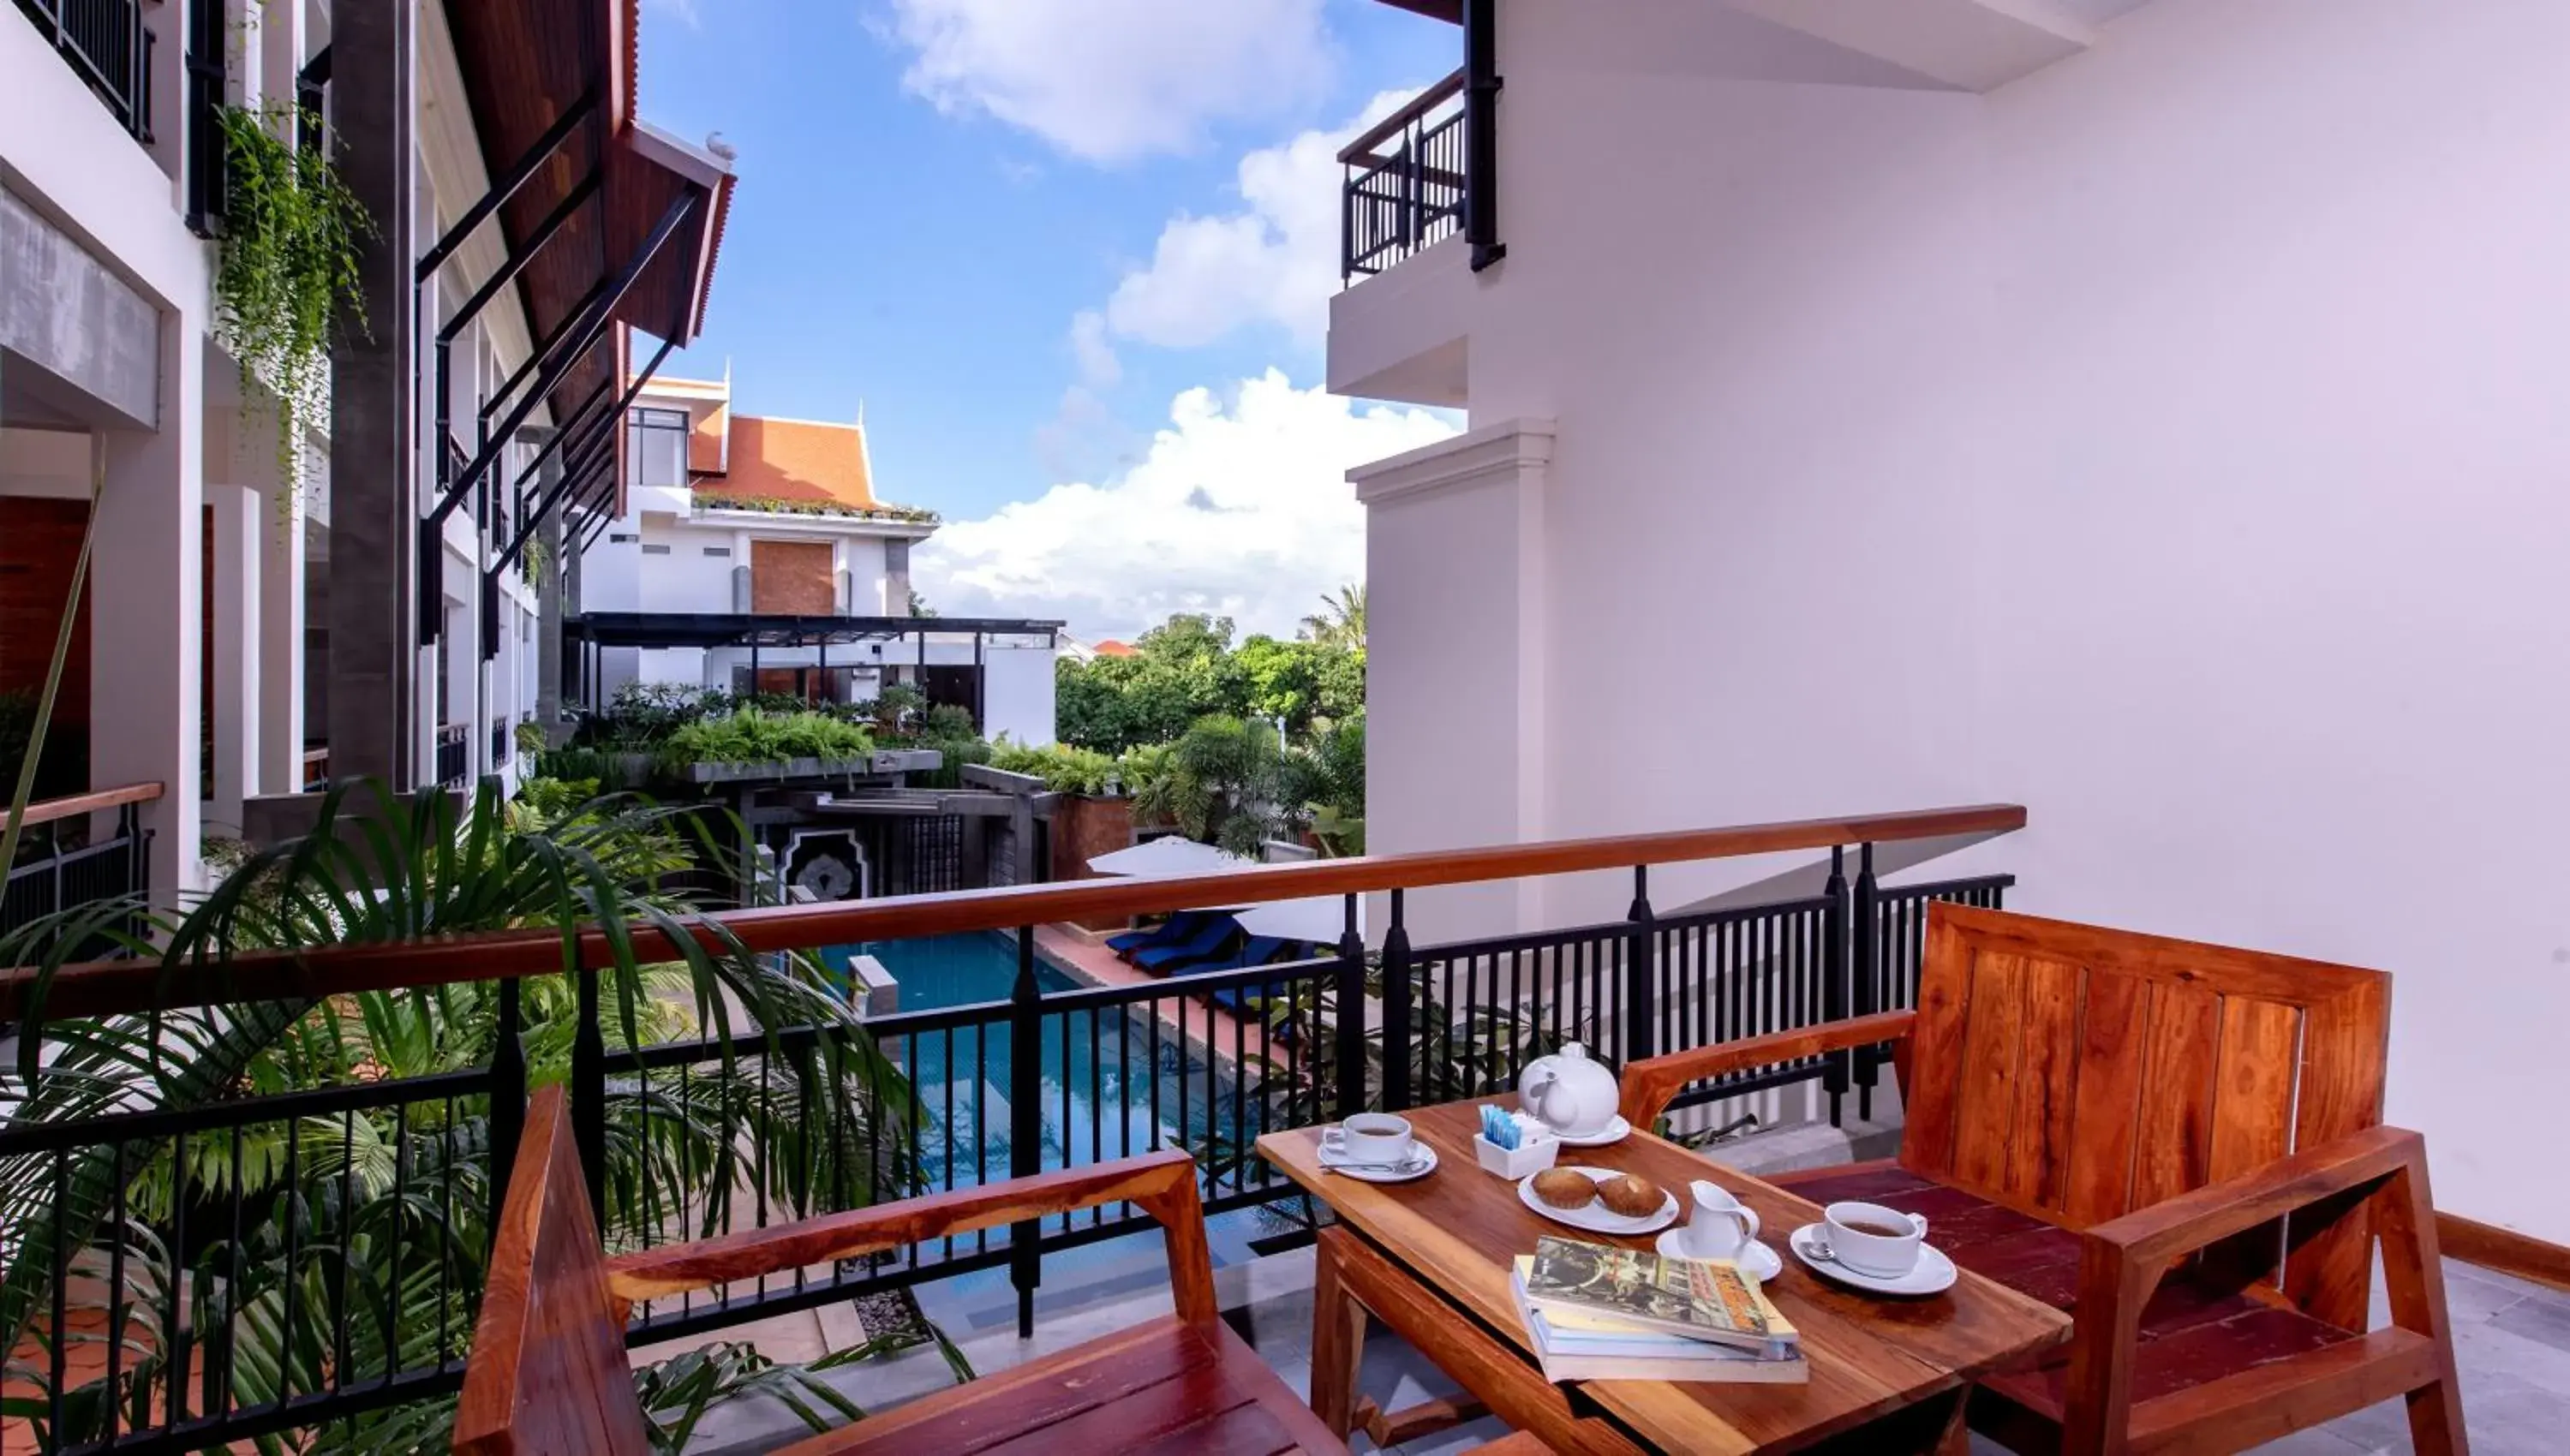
[2,792,155,960]
[15,0,154,143]
[0,803,2023,1453]
[435,723,469,788]
[1340,71,1466,282]
[490,719,511,768]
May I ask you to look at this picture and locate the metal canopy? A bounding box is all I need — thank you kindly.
[565,612,1063,649]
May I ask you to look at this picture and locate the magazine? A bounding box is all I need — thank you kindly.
[1521,1236,1798,1354]
[1509,1260,1807,1384]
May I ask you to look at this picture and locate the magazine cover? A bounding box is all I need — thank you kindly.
[1522,1236,1796,1350]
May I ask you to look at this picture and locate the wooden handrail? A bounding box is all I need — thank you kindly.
[1337,69,1465,165]
[0,802,2023,1019]
[4,782,165,830]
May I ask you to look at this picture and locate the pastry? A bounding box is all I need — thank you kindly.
[1596,1173,1664,1217]
[1531,1168,1597,1209]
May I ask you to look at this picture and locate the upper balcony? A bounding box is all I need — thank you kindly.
[1328,64,1484,409]
[14,0,153,145]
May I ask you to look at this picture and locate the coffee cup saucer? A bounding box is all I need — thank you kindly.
[1787,1223,1956,1296]
[1317,1140,1438,1183]
[1653,1230,1783,1283]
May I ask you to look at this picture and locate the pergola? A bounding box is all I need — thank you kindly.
[565,611,1064,715]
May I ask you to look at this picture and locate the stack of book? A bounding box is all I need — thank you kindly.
[1510,1235,1807,1384]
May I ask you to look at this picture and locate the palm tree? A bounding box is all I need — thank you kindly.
[1299,583,1366,650]
[0,781,919,1453]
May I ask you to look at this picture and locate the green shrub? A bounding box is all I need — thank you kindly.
[659,708,874,772]
[988,738,1121,796]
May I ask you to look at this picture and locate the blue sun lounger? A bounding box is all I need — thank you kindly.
[1109,908,1219,959]
[1131,915,1243,972]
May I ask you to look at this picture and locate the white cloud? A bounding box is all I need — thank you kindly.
[1068,309,1121,390]
[917,371,1456,641]
[644,0,702,27]
[880,0,1336,164]
[1100,90,1414,353]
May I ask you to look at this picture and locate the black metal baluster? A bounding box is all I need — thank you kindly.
[1334,893,1365,1120]
[385,1103,409,1374]
[104,1142,127,1441]
[164,1127,189,1427]
[976,1019,991,1256]
[280,1117,302,1399]
[1008,928,1041,1338]
[487,976,527,1230]
[1381,890,1413,1111]
[1853,844,1880,1120]
[49,1152,68,1438]
[336,1107,356,1390]
[571,967,607,1227]
[1626,867,1656,1067]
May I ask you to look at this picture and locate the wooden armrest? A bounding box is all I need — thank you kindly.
[2061,1125,2432,1452]
[2083,1125,2421,1271]
[1618,1011,1916,1126]
[605,1148,1219,1321]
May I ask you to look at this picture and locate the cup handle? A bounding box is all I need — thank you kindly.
[1737,1207,1761,1241]
[1907,1212,1928,1236]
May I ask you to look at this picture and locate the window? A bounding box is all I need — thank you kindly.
[627,406,690,492]
[610,532,639,544]
[703,546,732,558]
[641,543,672,556]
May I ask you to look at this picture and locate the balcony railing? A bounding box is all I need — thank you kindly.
[435,723,469,787]
[1340,70,1466,282]
[1,782,159,959]
[0,801,2022,1452]
[15,0,154,143]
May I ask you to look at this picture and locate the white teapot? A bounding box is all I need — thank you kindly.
[1517,1042,1621,1138]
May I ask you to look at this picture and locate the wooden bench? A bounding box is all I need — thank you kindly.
[1622,902,2466,1456]
[456,1084,1347,1455]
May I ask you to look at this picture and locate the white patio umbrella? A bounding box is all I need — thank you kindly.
[1085,835,1257,877]
[1232,895,1362,947]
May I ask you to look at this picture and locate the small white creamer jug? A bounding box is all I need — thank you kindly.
[1676,1179,1761,1262]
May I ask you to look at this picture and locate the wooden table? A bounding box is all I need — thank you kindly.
[1258,1101,2071,1455]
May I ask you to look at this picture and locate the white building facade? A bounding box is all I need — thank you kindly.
[573,375,1061,744]
[3,0,731,898]
[1335,0,2570,1244]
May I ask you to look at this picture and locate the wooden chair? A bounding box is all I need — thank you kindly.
[456,1084,1347,1455]
[1620,902,2466,1456]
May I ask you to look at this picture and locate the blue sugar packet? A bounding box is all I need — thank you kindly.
[1480,1104,1520,1149]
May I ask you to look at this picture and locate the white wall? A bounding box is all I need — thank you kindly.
[978,644,1057,748]
[1348,0,2570,1240]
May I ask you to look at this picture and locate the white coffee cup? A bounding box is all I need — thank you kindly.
[1330,1113,1417,1167]
[1823,1201,1929,1278]
[1677,1180,1762,1262]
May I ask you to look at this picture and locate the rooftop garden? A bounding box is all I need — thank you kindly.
[691,492,941,525]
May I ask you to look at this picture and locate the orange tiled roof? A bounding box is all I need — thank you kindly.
[1093,639,1138,657]
[696,415,876,509]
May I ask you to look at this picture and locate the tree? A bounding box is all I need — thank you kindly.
[1299,584,1366,650]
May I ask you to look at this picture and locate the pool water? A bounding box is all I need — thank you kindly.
[827,932,1293,1332]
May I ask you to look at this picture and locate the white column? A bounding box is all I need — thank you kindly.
[90,312,205,900]
[1349,419,1556,942]
[259,445,308,794]
[206,481,262,832]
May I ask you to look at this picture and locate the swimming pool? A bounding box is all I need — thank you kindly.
[826,932,1295,1331]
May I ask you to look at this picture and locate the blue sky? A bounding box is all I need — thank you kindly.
[634,1,1461,639]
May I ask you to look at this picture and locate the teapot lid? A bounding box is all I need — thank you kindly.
[1560,1041,1590,1061]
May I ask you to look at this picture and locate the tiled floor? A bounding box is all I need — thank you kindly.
[701,1245,2570,1453]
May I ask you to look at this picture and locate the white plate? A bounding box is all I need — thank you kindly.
[1516,1166,1679,1235]
[1787,1223,1957,1296]
[1654,1232,1784,1284]
[1318,1140,1439,1184]
[1551,1115,1632,1148]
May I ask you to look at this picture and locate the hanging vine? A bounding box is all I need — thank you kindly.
[211,103,372,511]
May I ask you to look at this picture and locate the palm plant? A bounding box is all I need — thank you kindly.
[1299,583,1366,650]
[0,780,920,1453]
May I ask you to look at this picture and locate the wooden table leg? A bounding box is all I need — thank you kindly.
[1312,1226,1371,1440]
